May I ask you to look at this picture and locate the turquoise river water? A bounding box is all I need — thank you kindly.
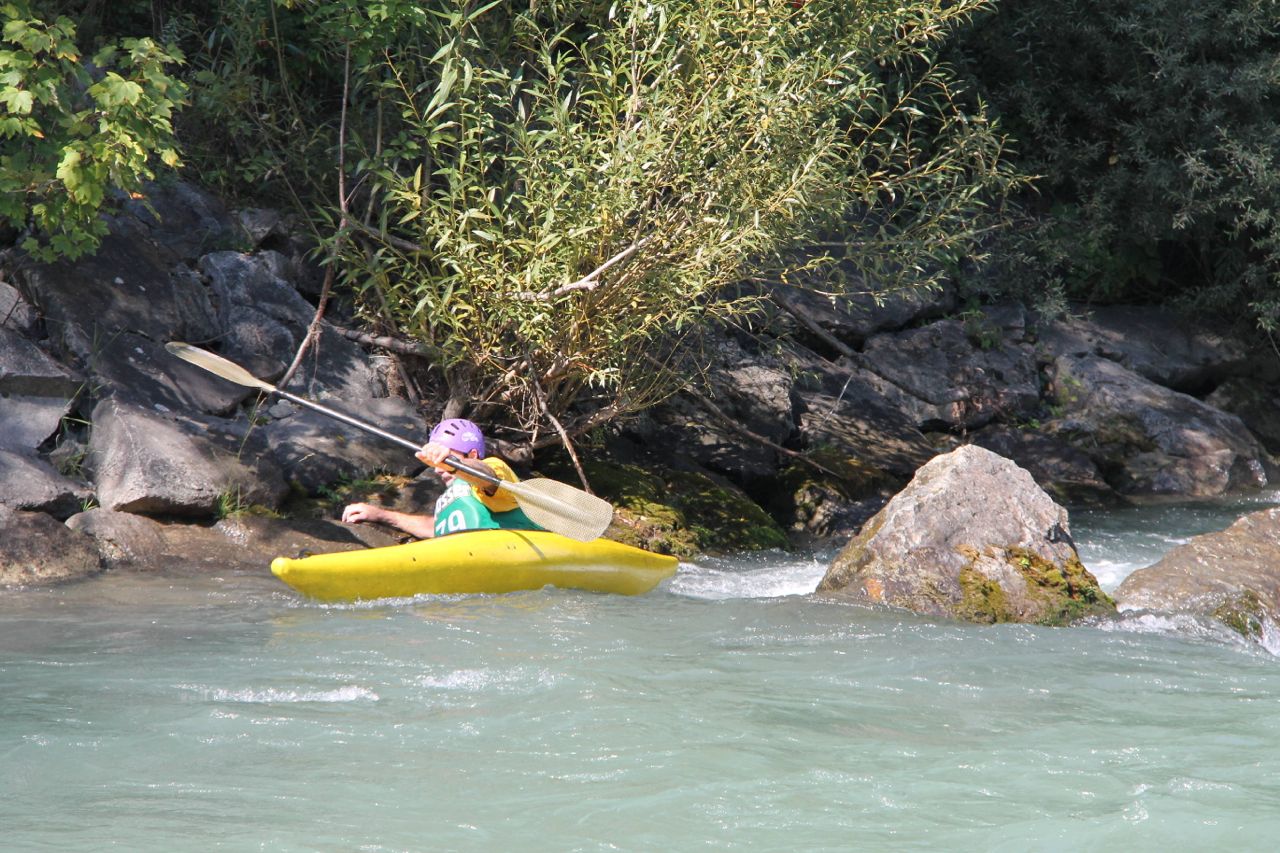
[4,492,1280,851]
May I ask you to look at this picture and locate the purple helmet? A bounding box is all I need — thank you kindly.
[429,418,486,457]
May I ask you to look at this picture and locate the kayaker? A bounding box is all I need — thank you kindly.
[341,418,542,538]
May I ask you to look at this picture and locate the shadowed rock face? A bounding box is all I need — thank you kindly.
[1045,355,1273,497]
[1115,507,1280,640]
[818,445,1114,626]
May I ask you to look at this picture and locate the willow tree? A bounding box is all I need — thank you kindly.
[264,0,1022,449]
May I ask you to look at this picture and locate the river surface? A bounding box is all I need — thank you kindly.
[4,494,1280,851]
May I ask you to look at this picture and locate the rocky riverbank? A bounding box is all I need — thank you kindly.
[3,181,1279,641]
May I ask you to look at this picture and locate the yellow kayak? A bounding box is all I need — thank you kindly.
[270,529,679,602]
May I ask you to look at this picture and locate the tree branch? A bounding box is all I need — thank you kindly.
[517,236,652,301]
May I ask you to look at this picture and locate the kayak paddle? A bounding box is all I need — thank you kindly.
[165,342,614,541]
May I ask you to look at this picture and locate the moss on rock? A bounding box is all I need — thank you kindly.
[1213,590,1267,640]
[956,566,1015,623]
[1003,546,1116,626]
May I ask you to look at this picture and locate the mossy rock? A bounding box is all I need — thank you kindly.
[956,566,1015,623]
[1213,590,1267,640]
[1005,546,1116,626]
[539,457,788,558]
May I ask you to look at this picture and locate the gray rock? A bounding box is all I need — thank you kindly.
[1037,305,1258,391]
[0,506,102,587]
[858,315,1042,431]
[198,252,385,399]
[651,337,795,482]
[66,508,395,575]
[262,397,426,493]
[1206,377,1280,454]
[0,327,80,451]
[14,233,220,362]
[1,279,38,333]
[86,331,251,415]
[771,279,958,350]
[0,326,79,397]
[0,448,91,518]
[234,208,287,248]
[1114,507,1280,641]
[87,398,288,516]
[818,445,1114,625]
[966,426,1117,507]
[110,180,238,263]
[1047,354,1272,496]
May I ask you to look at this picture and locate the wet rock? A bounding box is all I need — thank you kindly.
[0,507,102,587]
[0,448,91,518]
[818,445,1114,625]
[1113,506,1280,641]
[87,398,288,516]
[66,508,395,574]
[1046,354,1272,497]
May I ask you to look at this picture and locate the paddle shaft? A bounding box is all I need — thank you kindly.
[271,387,502,486]
[164,341,613,539]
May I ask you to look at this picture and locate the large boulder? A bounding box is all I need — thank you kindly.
[0,448,91,518]
[856,307,1042,431]
[1038,304,1259,392]
[1046,354,1273,496]
[817,445,1114,625]
[0,507,101,587]
[1113,507,1280,642]
[87,398,288,516]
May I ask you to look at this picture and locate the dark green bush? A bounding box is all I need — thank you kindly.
[954,0,1280,328]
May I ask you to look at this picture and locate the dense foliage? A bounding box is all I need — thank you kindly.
[0,0,185,259]
[4,0,1023,448]
[953,0,1280,329]
[238,0,1019,442]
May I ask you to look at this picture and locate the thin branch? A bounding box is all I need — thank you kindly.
[529,369,593,494]
[281,42,352,390]
[762,280,857,360]
[516,236,652,301]
[329,324,440,359]
[349,217,427,254]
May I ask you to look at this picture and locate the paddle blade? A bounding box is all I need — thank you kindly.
[165,342,275,392]
[504,478,614,542]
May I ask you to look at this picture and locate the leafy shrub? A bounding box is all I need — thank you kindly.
[953,0,1280,328]
[0,0,186,259]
